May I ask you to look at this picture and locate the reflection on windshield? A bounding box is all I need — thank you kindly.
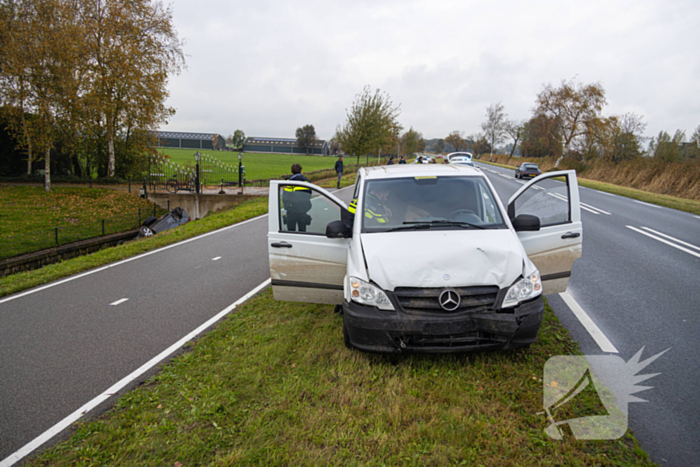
[361,176,505,232]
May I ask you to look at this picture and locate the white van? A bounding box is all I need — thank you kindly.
[268,164,582,353]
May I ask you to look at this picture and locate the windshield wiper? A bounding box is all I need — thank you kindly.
[402,220,485,230]
[386,223,432,232]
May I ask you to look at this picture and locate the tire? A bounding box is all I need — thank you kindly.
[139,226,154,237]
[165,179,178,193]
[142,216,157,227]
[333,304,343,315]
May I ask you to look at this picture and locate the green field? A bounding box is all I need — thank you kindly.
[156,148,344,181]
[0,186,167,260]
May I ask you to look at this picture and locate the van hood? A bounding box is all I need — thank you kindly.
[360,230,524,291]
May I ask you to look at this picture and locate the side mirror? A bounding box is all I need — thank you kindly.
[512,214,540,232]
[326,220,352,238]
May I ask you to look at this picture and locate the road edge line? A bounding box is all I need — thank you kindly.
[560,291,618,354]
[0,278,272,467]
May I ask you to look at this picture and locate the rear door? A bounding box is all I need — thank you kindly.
[268,180,350,304]
[507,170,582,294]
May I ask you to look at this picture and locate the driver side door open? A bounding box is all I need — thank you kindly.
[268,181,350,304]
[508,170,582,295]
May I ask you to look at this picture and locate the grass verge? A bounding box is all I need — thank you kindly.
[31,292,655,466]
[475,160,700,215]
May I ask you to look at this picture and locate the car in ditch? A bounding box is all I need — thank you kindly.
[267,164,582,353]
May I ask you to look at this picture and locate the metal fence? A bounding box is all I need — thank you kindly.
[1,204,166,262]
[146,153,241,193]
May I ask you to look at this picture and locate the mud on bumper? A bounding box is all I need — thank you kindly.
[343,297,544,353]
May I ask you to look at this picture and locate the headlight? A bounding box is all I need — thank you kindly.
[502,271,542,308]
[349,276,394,311]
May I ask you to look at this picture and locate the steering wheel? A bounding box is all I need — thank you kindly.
[448,209,476,220]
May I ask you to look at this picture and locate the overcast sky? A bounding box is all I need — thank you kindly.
[162,0,699,142]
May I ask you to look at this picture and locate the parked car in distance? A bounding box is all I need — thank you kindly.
[267,164,583,353]
[447,155,474,167]
[415,155,432,164]
[515,163,542,179]
[447,152,474,163]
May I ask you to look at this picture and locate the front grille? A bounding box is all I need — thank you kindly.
[393,286,499,314]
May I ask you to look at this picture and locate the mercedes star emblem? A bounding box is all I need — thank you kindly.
[439,289,461,312]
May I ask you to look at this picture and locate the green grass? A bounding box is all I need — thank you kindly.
[0,196,269,299]
[475,160,700,216]
[0,186,168,261]
[30,293,655,466]
[157,148,344,181]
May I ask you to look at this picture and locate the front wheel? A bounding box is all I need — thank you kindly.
[165,179,178,193]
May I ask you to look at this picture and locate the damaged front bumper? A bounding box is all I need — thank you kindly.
[343,296,544,353]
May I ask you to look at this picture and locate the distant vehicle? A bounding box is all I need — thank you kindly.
[448,156,474,167]
[447,152,474,162]
[415,156,432,164]
[515,163,542,179]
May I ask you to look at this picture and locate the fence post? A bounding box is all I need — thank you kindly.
[139,208,141,226]
[55,227,59,246]
[153,202,156,217]
[128,177,131,193]
[167,199,170,211]
[102,219,105,236]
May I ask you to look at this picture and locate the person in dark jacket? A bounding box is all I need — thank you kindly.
[283,163,312,231]
[334,156,344,189]
[398,156,406,164]
[387,157,395,165]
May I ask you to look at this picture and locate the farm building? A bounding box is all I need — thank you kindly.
[242,137,329,155]
[155,131,226,150]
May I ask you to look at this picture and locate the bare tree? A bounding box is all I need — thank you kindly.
[504,119,525,158]
[481,102,507,161]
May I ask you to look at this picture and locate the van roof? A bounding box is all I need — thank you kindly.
[360,163,483,180]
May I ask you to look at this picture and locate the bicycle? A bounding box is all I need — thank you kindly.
[165,175,195,193]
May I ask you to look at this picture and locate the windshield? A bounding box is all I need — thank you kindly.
[523,164,539,170]
[361,176,506,233]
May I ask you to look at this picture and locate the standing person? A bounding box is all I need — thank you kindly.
[399,155,406,164]
[334,155,344,189]
[283,163,312,232]
[387,157,395,165]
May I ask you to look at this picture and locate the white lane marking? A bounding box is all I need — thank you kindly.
[580,202,611,215]
[212,257,222,261]
[560,291,618,353]
[548,192,569,202]
[598,191,617,197]
[0,278,272,467]
[640,227,700,252]
[695,216,700,220]
[580,205,600,215]
[0,214,266,306]
[634,200,663,209]
[109,298,129,306]
[533,185,545,190]
[626,226,700,259]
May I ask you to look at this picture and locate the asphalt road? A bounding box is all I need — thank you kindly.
[0,214,273,463]
[1,171,698,466]
[476,161,700,467]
